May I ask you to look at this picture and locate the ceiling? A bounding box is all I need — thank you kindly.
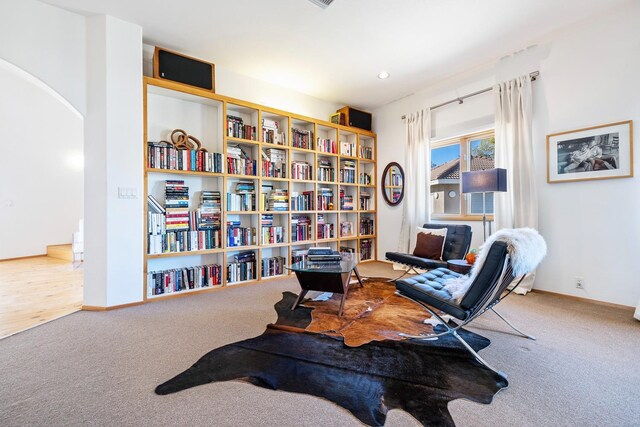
[43,0,627,109]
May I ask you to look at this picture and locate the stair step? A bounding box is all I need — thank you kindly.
[47,244,73,261]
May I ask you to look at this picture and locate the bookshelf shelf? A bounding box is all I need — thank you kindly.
[143,77,377,302]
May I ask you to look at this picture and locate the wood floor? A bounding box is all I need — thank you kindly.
[0,256,83,339]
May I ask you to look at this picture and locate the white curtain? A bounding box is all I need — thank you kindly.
[494,75,538,293]
[398,109,431,253]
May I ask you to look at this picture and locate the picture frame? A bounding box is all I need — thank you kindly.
[547,120,633,183]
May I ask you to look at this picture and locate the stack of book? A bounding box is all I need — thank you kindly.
[262,118,285,145]
[262,187,288,211]
[227,181,255,211]
[307,247,342,264]
[227,144,257,175]
[339,188,354,210]
[340,160,356,183]
[292,128,313,149]
[197,191,221,230]
[165,180,189,231]
[261,148,286,178]
[261,214,284,244]
[227,115,256,140]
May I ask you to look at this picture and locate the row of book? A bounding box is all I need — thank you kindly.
[291,191,314,211]
[226,221,256,247]
[227,157,257,175]
[317,138,337,154]
[291,215,312,242]
[148,229,222,254]
[360,191,372,210]
[227,251,256,282]
[228,115,256,140]
[261,147,286,178]
[340,141,356,157]
[317,220,335,239]
[148,142,224,173]
[317,159,335,182]
[360,239,373,260]
[291,161,313,180]
[261,214,284,244]
[147,264,222,296]
[360,172,372,185]
[360,218,375,236]
[360,146,373,160]
[292,128,313,150]
[317,187,334,211]
[261,256,286,277]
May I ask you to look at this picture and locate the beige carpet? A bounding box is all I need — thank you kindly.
[0,261,639,426]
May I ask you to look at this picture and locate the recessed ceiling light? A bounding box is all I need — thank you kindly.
[378,71,390,79]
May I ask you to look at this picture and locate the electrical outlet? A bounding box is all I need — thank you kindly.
[575,277,584,289]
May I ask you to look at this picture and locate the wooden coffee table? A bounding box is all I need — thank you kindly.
[287,254,363,316]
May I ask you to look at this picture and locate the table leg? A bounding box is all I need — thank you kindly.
[353,266,364,287]
[338,291,348,316]
[291,289,309,311]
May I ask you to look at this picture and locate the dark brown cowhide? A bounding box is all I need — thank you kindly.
[156,292,508,426]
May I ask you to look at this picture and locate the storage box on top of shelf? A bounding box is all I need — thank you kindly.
[153,47,215,92]
[336,106,372,131]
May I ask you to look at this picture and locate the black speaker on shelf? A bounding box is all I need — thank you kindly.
[153,47,215,92]
[336,106,372,131]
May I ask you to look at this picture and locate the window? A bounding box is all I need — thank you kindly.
[429,131,495,219]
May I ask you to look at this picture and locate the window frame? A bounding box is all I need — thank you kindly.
[429,129,495,221]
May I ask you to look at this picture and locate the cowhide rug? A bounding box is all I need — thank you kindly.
[156,283,508,426]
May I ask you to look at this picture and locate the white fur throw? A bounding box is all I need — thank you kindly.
[444,228,547,302]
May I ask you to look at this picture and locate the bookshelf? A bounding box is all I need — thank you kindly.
[144,77,378,301]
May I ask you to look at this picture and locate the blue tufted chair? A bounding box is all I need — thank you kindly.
[395,240,534,378]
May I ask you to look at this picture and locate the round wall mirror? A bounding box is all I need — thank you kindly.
[381,162,405,206]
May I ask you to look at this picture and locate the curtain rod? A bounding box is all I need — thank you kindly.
[401,70,539,120]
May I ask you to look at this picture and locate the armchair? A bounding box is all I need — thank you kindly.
[385,224,472,280]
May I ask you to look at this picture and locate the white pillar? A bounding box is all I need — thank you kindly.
[84,15,143,307]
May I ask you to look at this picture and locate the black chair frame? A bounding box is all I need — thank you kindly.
[395,254,535,379]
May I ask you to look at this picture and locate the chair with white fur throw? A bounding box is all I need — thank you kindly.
[395,228,547,378]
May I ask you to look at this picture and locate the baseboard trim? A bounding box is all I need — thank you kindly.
[531,289,635,311]
[0,254,47,261]
[82,301,145,311]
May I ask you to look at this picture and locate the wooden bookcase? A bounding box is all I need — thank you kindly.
[143,77,377,301]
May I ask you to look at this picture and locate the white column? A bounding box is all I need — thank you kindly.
[84,15,143,307]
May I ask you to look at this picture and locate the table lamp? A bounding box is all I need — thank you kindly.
[461,168,507,241]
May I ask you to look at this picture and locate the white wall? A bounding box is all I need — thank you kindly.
[374,1,640,307]
[84,15,144,307]
[142,44,341,122]
[0,0,86,115]
[0,59,83,258]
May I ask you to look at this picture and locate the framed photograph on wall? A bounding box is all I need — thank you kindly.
[547,120,633,183]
